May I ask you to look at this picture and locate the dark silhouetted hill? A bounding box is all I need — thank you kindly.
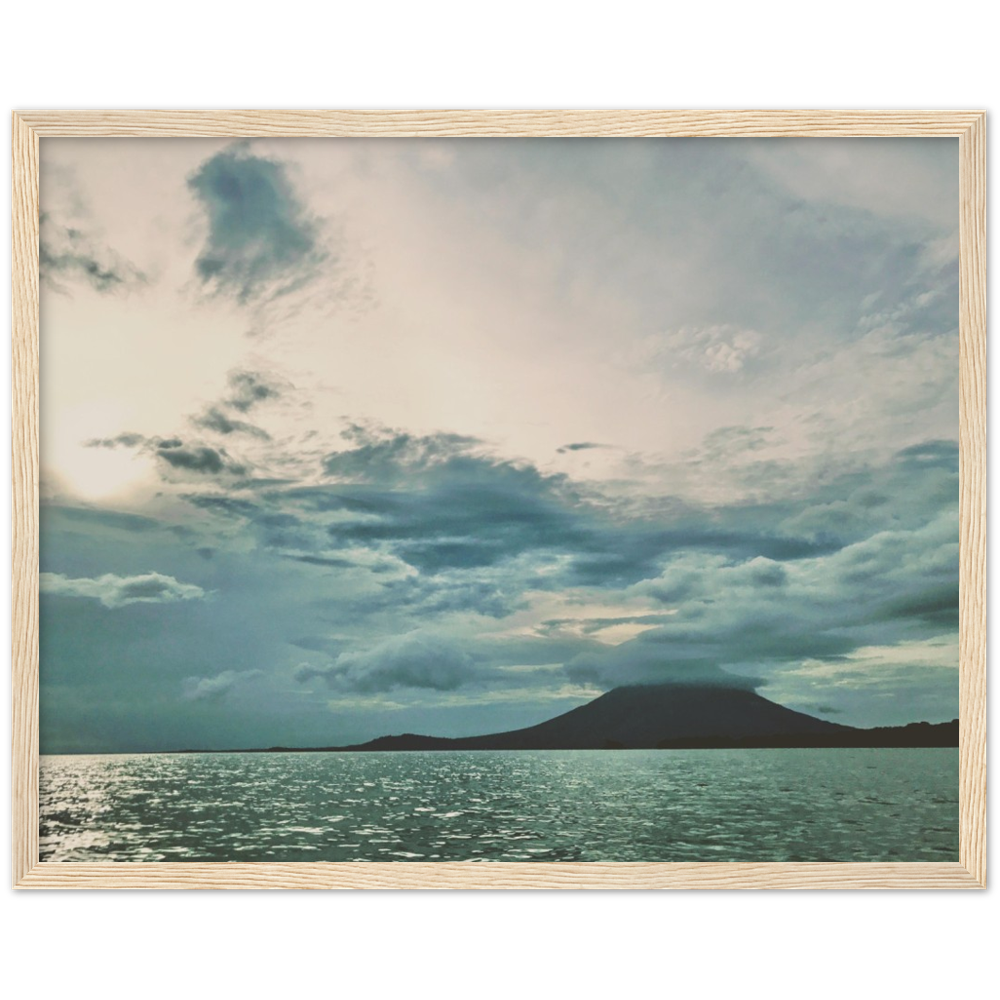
[193,684,958,753]
[325,685,955,751]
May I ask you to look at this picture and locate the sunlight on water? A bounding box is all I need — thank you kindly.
[39,749,959,863]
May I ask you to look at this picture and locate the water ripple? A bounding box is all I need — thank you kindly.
[39,748,959,863]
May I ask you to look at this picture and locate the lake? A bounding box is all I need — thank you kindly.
[39,748,958,862]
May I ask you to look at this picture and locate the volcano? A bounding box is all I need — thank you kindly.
[320,684,957,752]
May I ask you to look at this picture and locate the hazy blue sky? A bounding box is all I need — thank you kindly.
[38,136,959,752]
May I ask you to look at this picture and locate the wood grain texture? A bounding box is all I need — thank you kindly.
[11,112,40,888]
[12,109,987,138]
[14,861,984,890]
[957,113,988,887]
[10,110,988,889]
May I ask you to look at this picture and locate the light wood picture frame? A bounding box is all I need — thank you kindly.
[11,110,986,889]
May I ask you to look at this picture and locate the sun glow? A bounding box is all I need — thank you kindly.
[56,444,150,500]
[43,403,152,501]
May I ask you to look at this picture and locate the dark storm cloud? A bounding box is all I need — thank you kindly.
[167,423,870,601]
[191,406,271,439]
[317,426,845,585]
[318,473,583,574]
[316,428,588,570]
[39,212,145,294]
[188,146,324,303]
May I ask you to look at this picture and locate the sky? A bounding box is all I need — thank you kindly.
[37,136,960,752]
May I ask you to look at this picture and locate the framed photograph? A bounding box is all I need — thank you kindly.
[12,110,986,889]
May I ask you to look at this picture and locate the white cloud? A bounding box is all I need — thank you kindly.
[40,571,206,609]
[181,669,263,702]
[633,324,762,375]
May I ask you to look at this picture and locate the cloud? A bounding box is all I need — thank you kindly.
[188,145,324,303]
[289,553,356,568]
[296,632,481,694]
[637,324,762,375]
[191,422,852,593]
[191,406,270,439]
[45,504,163,534]
[762,645,959,727]
[183,495,262,519]
[41,571,206,609]
[562,501,958,693]
[696,425,777,463]
[157,444,244,475]
[178,418,957,688]
[85,432,148,449]
[361,573,526,620]
[321,424,483,482]
[313,426,603,575]
[557,442,605,454]
[85,432,248,477]
[895,439,959,470]
[182,669,263,702]
[82,367,286,484]
[223,370,283,412]
[316,454,592,576]
[565,644,762,691]
[39,212,146,294]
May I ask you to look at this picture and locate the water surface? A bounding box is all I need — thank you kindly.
[40,748,958,862]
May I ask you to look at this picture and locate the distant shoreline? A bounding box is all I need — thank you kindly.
[170,739,958,755]
[45,684,960,756]
[172,721,959,755]
[45,722,958,756]
[42,739,961,756]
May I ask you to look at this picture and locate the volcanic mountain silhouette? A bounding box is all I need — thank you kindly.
[322,684,958,751]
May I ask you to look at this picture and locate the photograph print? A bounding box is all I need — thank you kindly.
[38,135,961,864]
